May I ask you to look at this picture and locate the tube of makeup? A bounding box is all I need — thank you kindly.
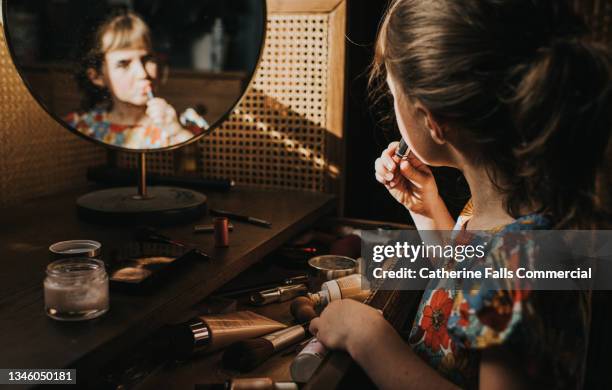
[290,337,328,383]
[167,311,287,359]
[308,274,371,309]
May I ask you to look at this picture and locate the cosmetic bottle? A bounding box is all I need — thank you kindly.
[308,274,371,309]
[167,311,286,359]
[290,338,328,383]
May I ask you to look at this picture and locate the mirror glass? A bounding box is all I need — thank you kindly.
[3,0,265,151]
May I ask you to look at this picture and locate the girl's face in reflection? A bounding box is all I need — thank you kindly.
[101,47,158,107]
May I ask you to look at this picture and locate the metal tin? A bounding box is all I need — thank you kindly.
[49,240,102,259]
[214,217,229,247]
[308,255,357,285]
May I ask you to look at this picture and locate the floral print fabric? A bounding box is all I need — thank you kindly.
[65,108,203,149]
[409,204,590,389]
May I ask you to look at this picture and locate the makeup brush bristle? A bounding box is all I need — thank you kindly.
[222,338,275,372]
[290,296,317,322]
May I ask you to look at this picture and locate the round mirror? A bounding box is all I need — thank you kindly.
[2,0,266,152]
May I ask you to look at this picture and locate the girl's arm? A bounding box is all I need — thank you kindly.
[311,300,528,390]
[349,315,460,390]
[354,327,527,390]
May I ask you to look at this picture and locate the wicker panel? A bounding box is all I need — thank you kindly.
[0,25,105,207]
[200,14,330,191]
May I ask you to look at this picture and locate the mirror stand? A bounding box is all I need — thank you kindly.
[133,153,152,200]
[76,153,207,225]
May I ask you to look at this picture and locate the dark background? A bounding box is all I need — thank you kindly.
[5,0,264,71]
[343,0,470,224]
[342,0,611,225]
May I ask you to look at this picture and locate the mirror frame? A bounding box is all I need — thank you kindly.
[1,0,267,153]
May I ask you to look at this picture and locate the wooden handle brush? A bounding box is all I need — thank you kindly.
[222,322,311,372]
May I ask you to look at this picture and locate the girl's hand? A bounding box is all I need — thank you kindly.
[146,98,180,130]
[374,141,442,218]
[309,300,387,355]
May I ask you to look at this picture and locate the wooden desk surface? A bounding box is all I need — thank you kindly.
[0,187,336,380]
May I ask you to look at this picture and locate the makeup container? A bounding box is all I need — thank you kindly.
[307,255,357,290]
[49,240,101,259]
[214,217,230,247]
[308,274,371,309]
[290,337,328,383]
[167,311,286,359]
[44,258,109,321]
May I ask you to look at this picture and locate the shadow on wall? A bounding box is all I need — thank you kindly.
[195,87,344,194]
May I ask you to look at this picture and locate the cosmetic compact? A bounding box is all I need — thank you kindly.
[44,258,109,321]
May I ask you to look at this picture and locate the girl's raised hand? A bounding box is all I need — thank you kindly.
[374,141,441,218]
[146,97,179,129]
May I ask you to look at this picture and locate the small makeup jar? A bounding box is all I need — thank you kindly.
[44,258,109,321]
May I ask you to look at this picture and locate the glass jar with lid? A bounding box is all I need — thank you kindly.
[44,258,109,321]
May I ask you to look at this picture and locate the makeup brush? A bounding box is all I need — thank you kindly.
[146,86,155,101]
[133,226,187,247]
[222,322,311,372]
[290,296,318,323]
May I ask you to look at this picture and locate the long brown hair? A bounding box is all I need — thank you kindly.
[371,0,612,228]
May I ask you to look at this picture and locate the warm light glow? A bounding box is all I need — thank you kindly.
[238,109,340,178]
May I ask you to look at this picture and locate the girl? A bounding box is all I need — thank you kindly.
[310,1,611,389]
[67,12,202,149]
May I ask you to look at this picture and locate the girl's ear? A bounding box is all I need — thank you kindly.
[87,68,105,88]
[415,102,446,145]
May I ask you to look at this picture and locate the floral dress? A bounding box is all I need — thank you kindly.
[65,108,206,149]
[408,201,590,389]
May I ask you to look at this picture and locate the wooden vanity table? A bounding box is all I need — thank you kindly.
[0,186,336,388]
